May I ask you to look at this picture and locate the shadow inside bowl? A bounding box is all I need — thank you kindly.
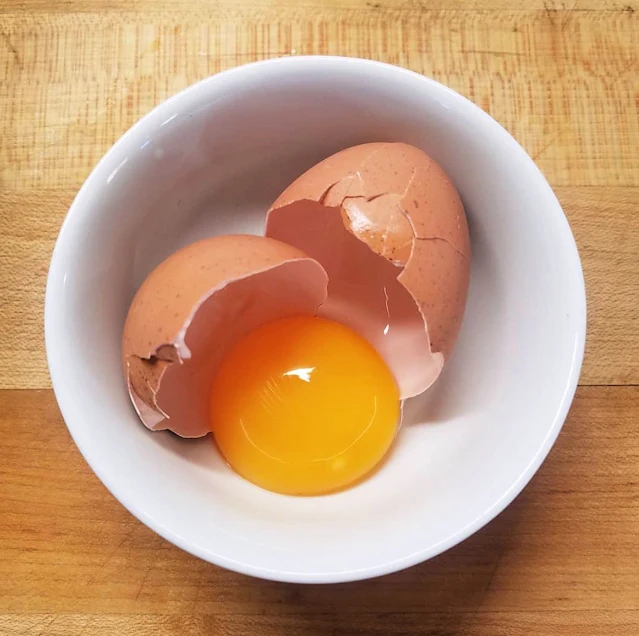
[150,429,229,473]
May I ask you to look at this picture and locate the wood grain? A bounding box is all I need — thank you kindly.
[1,0,638,633]
[2,10,637,191]
[2,0,636,13]
[1,387,638,634]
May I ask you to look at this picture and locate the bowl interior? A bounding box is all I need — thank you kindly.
[46,58,585,582]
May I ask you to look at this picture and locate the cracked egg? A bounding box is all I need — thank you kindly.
[122,234,329,438]
[122,143,470,495]
[266,142,471,399]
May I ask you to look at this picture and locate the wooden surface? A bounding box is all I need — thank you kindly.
[1,0,638,634]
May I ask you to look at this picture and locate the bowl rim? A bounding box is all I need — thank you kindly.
[45,55,587,583]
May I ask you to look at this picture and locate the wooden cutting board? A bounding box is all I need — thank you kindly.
[1,0,637,634]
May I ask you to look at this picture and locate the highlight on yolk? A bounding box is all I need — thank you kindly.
[209,315,400,496]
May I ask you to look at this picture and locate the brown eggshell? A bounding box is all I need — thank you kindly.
[266,142,470,397]
[122,235,329,438]
[398,239,470,358]
[266,201,444,398]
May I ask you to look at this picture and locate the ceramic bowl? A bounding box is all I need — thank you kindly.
[45,57,586,583]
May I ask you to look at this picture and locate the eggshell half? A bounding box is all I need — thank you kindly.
[122,235,329,438]
[265,142,470,398]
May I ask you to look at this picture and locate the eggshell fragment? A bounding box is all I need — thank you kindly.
[266,142,470,398]
[122,235,329,438]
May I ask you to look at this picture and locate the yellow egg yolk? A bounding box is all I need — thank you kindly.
[209,315,400,496]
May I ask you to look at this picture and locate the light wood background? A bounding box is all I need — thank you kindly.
[1,0,638,634]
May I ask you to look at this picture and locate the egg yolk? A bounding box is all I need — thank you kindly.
[209,315,400,496]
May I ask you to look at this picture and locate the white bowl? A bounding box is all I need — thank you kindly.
[45,57,586,583]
